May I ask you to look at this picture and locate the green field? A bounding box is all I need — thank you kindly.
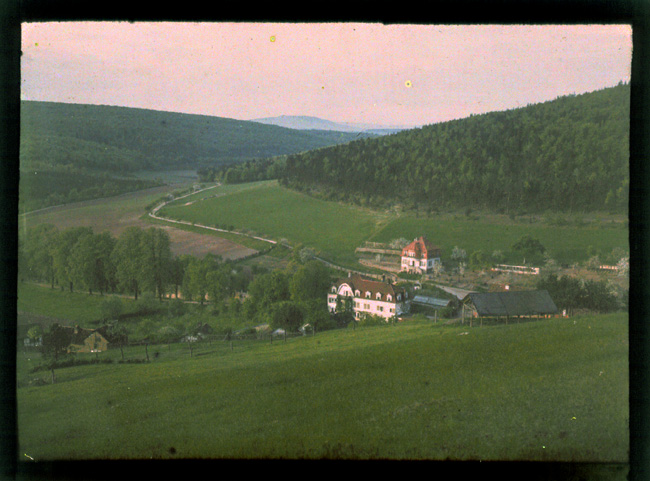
[159,181,391,265]
[369,215,628,266]
[17,282,141,325]
[158,181,628,268]
[16,312,628,461]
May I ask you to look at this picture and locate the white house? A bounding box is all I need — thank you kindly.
[401,236,442,274]
[327,274,410,320]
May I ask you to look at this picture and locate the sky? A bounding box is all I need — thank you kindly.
[21,22,633,128]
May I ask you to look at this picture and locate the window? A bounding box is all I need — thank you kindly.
[376,292,382,300]
[365,291,371,299]
[355,290,361,297]
[378,306,384,312]
[386,294,392,302]
[331,287,336,293]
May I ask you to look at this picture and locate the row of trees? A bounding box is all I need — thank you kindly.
[277,84,630,214]
[536,274,625,314]
[20,224,344,334]
[20,225,179,299]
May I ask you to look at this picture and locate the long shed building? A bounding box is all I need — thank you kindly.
[462,290,559,322]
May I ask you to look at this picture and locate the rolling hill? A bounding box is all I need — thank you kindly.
[19,102,376,211]
[279,84,631,214]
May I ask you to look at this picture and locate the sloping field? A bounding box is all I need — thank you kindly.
[17,313,628,461]
[158,181,628,268]
[368,215,628,266]
[19,185,257,259]
[159,181,391,265]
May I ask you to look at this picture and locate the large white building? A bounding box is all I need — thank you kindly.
[401,236,442,274]
[327,274,410,320]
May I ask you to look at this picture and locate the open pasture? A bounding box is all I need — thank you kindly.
[369,214,628,266]
[159,181,628,268]
[159,181,391,266]
[17,312,628,461]
[18,183,259,259]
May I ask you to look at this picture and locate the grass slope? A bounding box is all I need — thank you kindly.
[17,313,628,461]
[159,181,391,265]
[159,181,628,267]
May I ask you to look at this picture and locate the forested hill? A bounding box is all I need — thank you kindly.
[20,101,374,173]
[279,84,630,214]
[19,101,374,211]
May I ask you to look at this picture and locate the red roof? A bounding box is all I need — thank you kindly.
[401,236,441,259]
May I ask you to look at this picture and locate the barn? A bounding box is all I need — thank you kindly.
[462,290,559,326]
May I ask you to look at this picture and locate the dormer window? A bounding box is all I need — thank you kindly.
[365,291,371,299]
[376,292,382,300]
[355,290,361,297]
[387,294,392,302]
[331,287,337,293]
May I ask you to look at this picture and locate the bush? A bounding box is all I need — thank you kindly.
[358,314,388,327]
[168,298,188,317]
[100,297,124,321]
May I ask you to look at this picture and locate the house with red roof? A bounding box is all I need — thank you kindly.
[327,274,411,320]
[400,236,442,274]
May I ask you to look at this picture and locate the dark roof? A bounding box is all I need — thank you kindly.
[465,290,558,317]
[334,275,406,301]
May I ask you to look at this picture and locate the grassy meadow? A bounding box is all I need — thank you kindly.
[159,181,628,268]
[159,181,392,265]
[17,312,628,461]
[17,282,142,325]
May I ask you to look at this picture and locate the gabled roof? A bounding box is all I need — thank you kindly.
[401,236,441,258]
[465,290,558,317]
[334,274,406,301]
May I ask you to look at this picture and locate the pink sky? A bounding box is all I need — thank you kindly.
[21,22,632,127]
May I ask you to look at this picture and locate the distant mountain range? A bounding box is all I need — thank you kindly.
[250,115,414,135]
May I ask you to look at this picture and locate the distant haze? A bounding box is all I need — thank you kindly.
[250,115,413,133]
[21,23,632,127]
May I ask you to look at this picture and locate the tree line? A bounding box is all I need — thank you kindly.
[19,225,342,335]
[276,84,630,214]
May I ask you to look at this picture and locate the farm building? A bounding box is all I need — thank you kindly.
[461,290,559,323]
[401,236,442,274]
[327,274,410,320]
[45,324,127,354]
[66,326,110,353]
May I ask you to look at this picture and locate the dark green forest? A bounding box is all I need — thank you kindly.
[278,84,630,214]
[19,101,374,211]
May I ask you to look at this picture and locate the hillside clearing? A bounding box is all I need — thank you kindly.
[17,313,628,461]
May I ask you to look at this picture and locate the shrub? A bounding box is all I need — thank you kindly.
[358,314,388,327]
[168,298,188,317]
[100,297,124,321]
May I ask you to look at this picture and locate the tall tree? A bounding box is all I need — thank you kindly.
[141,227,172,300]
[52,227,94,292]
[112,227,146,300]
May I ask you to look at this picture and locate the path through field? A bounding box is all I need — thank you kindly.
[19,185,257,260]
